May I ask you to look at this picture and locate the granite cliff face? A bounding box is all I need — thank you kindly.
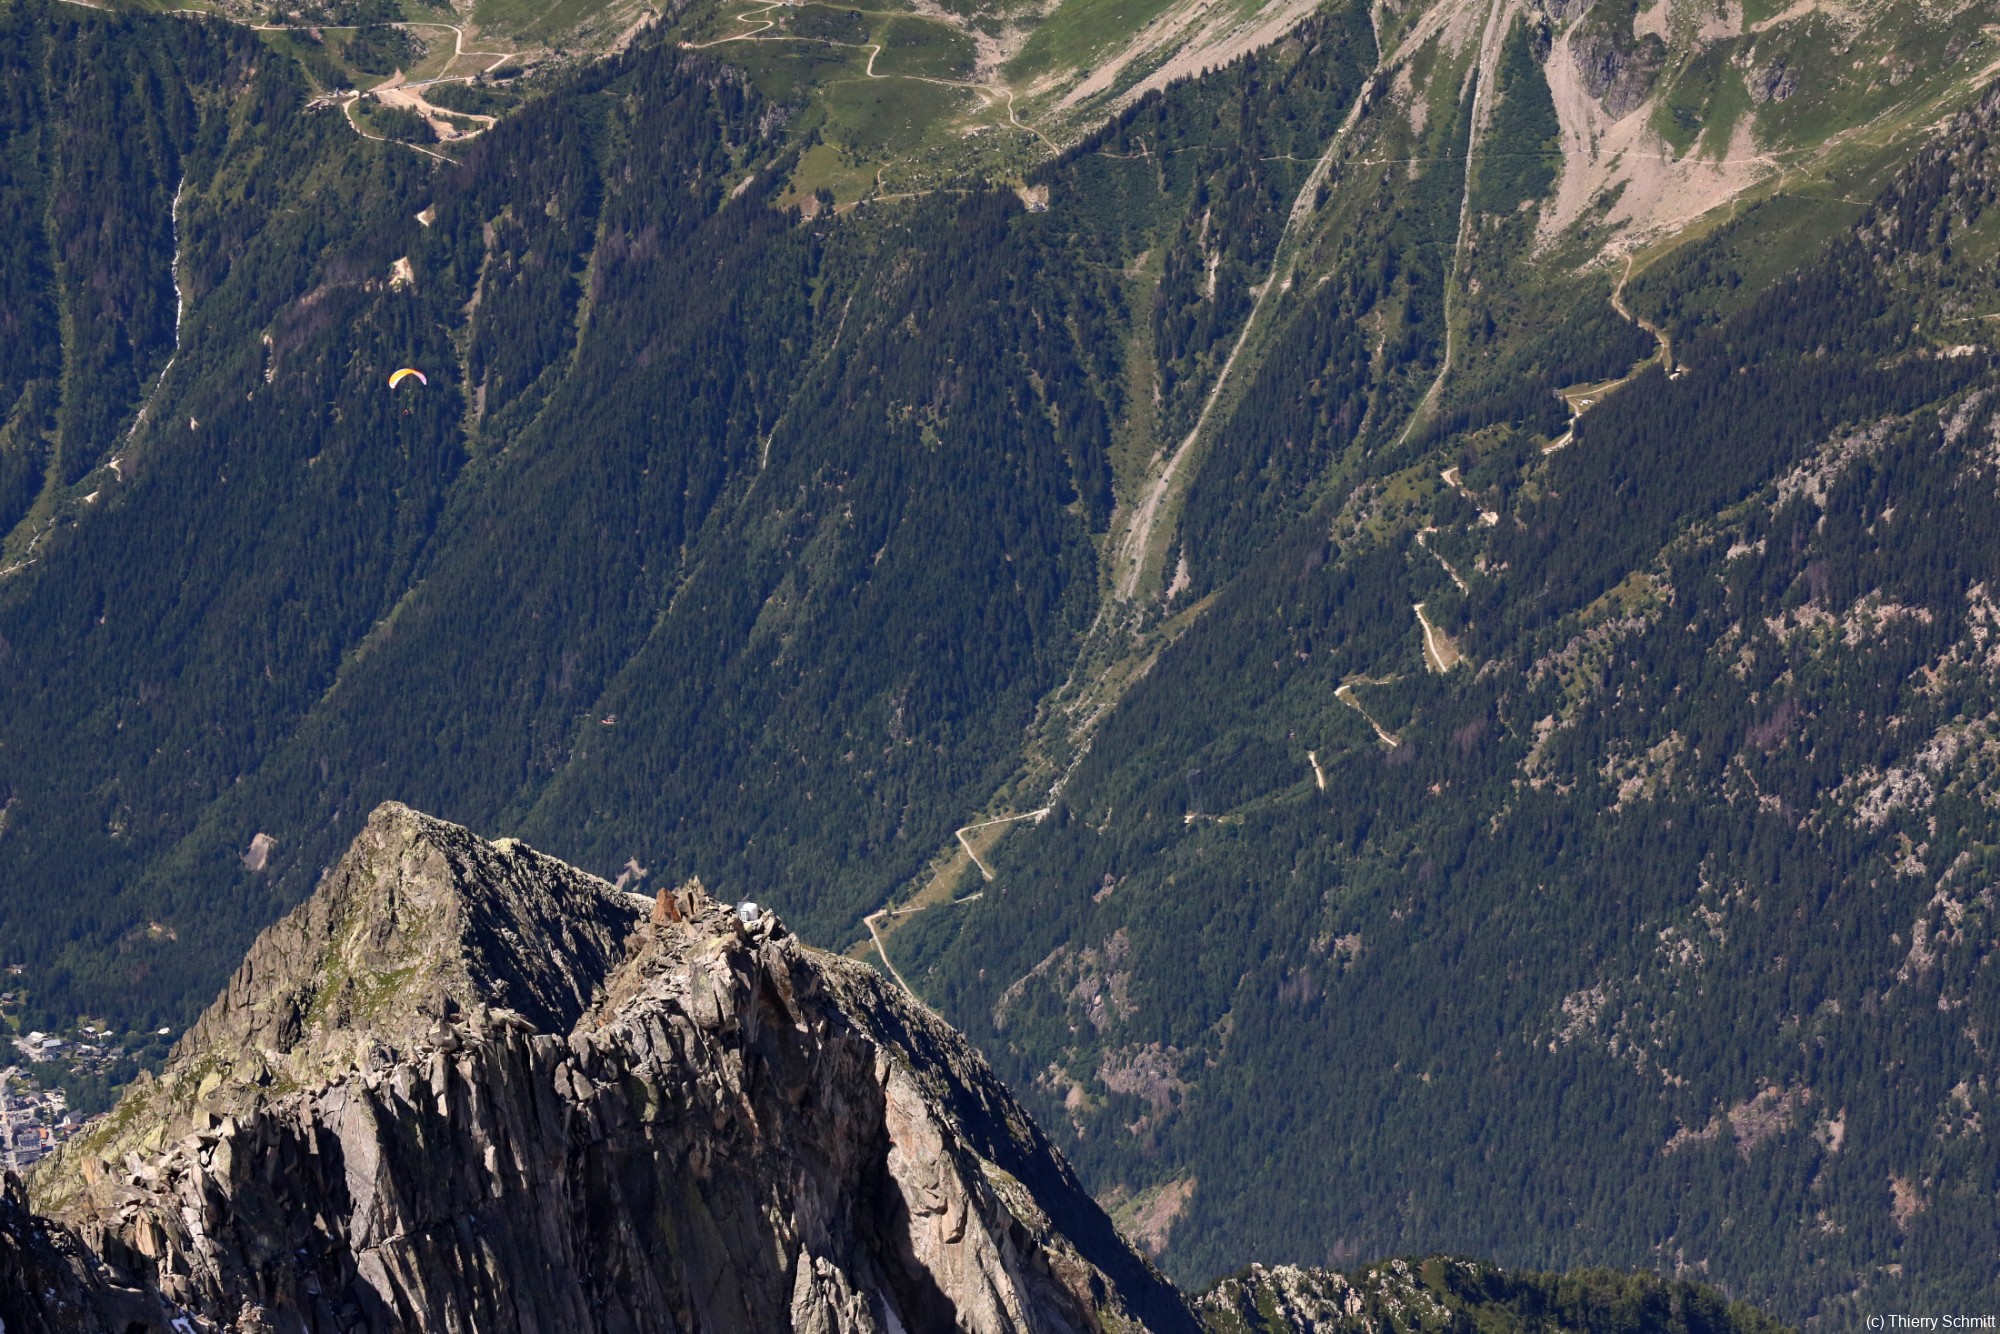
[1567,10,1667,120]
[8,804,1193,1334]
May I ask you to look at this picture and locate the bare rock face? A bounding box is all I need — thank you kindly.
[21,804,1195,1334]
[0,1171,184,1332]
[1569,22,1666,120]
[33,802,649,1220]
[1747,60,1797,105]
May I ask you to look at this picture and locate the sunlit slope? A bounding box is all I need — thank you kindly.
[98,0,2000,223]
[652,0,1999,224]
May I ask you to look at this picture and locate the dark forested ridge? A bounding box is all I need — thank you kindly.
[904,80,2000,1322]
[1,0,1997,1322]
[0,1,1131,1027]
[0,0,1383,1030]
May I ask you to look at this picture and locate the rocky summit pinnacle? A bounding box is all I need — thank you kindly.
[5,803,1194,1333]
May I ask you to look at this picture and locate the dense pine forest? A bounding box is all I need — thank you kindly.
[0,0,1996,1321]
[903,76,2000,1318]
[0,3,1131,1023]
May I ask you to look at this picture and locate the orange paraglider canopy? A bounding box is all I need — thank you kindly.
[388,368,428,389]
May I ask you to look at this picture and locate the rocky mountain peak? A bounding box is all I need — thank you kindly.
[183,800,650,1058]
[35,803,647,1215]
[13,806,1194,1333]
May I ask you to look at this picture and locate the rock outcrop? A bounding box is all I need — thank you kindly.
[1568,12,1665,120]
[16,804,1195,1334]
[1196,1259,1785,1334]
[0,1170,187,1332]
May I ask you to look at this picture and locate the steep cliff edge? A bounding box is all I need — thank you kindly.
[15,803,1194,1333]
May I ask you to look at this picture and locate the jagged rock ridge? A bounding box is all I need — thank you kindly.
[9,803,1194,1334]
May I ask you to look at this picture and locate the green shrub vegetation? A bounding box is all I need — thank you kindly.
[421,80,520,116]
[1475,18,1559,213]
[1200,1258,1793,1334]
[341,23,418,76]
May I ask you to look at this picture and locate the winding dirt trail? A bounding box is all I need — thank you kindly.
[864,908,917,991]
[1609,252,1674,371]
[1543,255,1674,454]
[337,94,460,163]
[1336,680,1401,747]
[1439,467,1498,524]
[955,809,1052,880]
[396,20,520,75]
[252,17,522,77]
[689,2,1058,151]
[864,888,985,993]
[864,809,1044,993]
[682,0,787,47]
[1414,601,1460,672]
[251,17,524,156]
[1415,525,1468,592]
